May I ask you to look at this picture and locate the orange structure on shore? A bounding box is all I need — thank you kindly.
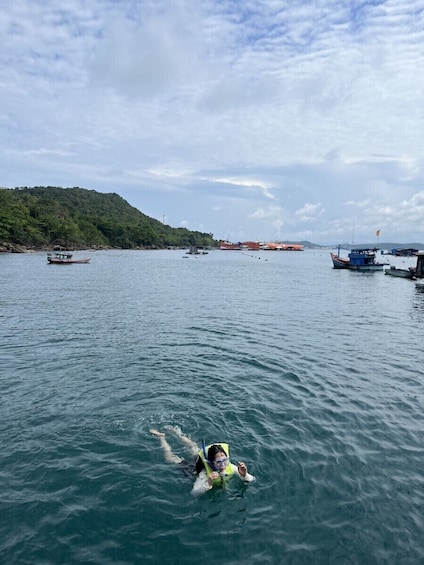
[219,241,304,251]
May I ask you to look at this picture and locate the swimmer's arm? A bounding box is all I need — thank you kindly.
[191,470,212,497]
[231,463,256,482]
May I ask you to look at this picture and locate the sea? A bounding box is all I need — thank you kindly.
[1,248,424,565]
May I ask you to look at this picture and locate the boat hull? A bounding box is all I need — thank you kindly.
[48,258,90,264]
[349,264,385,271]
[384,267,414,279]
[330,253,350,269]
[47,252,90,264]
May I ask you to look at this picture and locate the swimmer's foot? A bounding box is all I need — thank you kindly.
[150,429,165,437]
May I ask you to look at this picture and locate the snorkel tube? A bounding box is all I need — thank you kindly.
[202,439,214,470]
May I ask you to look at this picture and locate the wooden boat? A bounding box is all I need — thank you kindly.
[47,252,90,264]
[384,266,414,279]
[330,252,350,269]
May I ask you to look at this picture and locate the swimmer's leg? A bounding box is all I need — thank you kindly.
[168,426,199,456]
[150,429,183,464]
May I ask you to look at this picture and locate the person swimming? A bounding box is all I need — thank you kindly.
[150,427,255,496]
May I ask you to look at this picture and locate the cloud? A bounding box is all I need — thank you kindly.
[89,6,206,98]
[210,175,276,200]
[1,1,424,244]
[249,204,284,222]
[295,202,325,222]
[345,199,371,209]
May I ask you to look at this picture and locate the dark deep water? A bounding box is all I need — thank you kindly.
[1,249,424,564]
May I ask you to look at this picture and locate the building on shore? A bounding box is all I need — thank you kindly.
[219,241,304,251]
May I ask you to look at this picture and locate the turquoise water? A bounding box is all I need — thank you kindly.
[1,249,424,564]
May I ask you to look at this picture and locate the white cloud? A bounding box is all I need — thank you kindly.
[1,0,424,243]
[295,202,325,222]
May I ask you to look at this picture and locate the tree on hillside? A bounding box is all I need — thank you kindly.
[0,186,217,249]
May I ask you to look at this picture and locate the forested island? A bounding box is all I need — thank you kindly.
[0,186,216,252]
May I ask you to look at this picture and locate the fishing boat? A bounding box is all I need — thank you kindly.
[331,246,387,271]
[347,248,388,271]
[47,252,91,264]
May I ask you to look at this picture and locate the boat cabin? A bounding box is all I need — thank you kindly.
[348,248,378,267]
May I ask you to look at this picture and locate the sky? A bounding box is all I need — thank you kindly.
[1,0,424,245]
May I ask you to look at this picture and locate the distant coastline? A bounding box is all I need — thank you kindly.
[2,241,424,254]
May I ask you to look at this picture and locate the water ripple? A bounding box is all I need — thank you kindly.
[1,250,424,563]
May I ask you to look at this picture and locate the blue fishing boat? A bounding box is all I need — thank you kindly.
[331,246,388,271]
[348,248,387,271]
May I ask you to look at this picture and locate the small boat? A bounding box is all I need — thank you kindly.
[384,266,414,279]
[47,252,90,264]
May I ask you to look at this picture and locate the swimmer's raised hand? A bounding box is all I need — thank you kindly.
[208,471,219,486]
[237,462,247,477]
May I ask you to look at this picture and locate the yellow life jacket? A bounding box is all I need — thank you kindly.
[198,442,234,487]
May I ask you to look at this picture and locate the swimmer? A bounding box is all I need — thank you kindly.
[150,427,255,496]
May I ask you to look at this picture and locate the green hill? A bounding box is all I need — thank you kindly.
[0,186,216,250]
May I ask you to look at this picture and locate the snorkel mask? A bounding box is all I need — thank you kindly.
[203,440,229,473]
